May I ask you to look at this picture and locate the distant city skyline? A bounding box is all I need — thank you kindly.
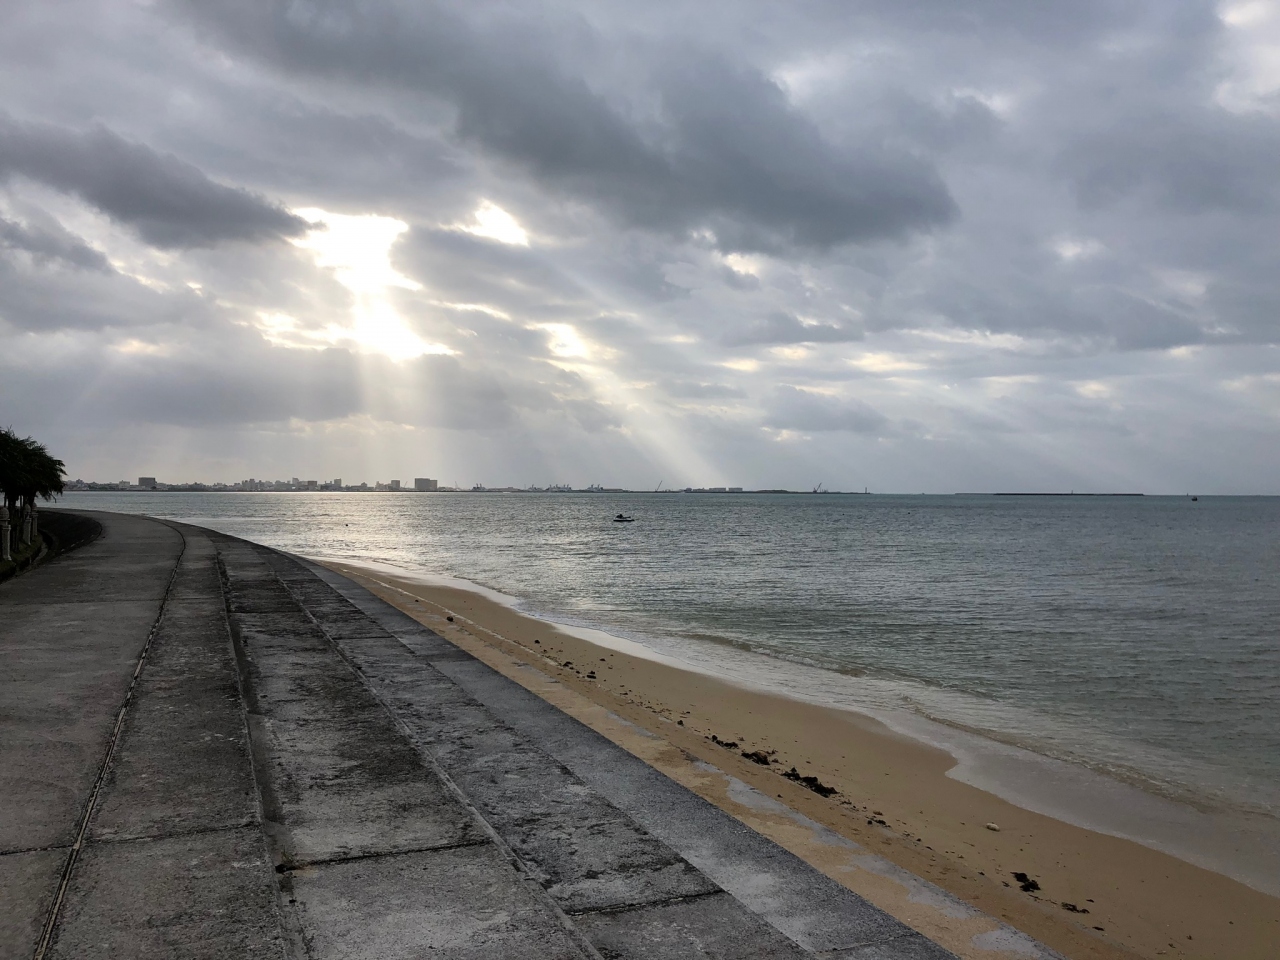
[65,476,759,494]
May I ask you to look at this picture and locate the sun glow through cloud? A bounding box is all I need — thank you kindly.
[461,201,530,245]
[10,0,1280,498]
[1217,0,1280,112]
[538,323,591,359]
[289,208,452,361]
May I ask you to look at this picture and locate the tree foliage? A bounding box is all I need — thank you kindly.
[0,428,66,513]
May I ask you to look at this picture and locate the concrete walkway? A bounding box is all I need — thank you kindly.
[1,510,963,959]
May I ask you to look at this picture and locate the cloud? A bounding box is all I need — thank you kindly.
[0,215,112,271]
[0,255,221,333]
[1062,109,1280,215]
[0,114,308,248]
[171,1,955,252]
[663,380,747,399]
[722,312,863,347]
[764,386,891,434]
[1,0,1279,491]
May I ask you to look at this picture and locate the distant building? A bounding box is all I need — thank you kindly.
[390,479,401,490]
[728,487,743,493]
[414,478,438,491]
[138,477,157,488]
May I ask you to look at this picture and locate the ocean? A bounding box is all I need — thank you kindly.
[62,491,1280,891]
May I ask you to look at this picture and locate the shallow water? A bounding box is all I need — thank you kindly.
[65,491,1280,877]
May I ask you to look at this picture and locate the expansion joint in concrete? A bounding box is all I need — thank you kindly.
[565,887,726,918]
[90,819,260,847]
[32,528,189,960]
[0,845,71,858]
[273,837,494,873]
[208,547,302,960]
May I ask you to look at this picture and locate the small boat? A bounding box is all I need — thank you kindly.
[613,513,635,522]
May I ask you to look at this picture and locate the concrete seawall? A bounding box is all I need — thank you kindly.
[0,510,998,958]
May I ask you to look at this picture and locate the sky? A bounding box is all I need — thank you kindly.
[2,1,1279,493]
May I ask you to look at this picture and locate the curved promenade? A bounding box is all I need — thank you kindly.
[0,510,977,959]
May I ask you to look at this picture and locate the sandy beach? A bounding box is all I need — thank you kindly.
[322,559,1280,960]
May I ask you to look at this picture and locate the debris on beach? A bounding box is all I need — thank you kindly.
[1062,902,1090,914]
[985,822,1000,831]
[742,749,771,765]
[709,734,740,750]
[1011,872,1040,892]
[446,615,454,622]
[782,766,838,797]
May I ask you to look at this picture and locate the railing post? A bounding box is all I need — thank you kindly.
[0,506,9,562]
[30,503,38,541]
[20,504,31,546]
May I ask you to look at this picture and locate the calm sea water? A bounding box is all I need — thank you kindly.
[65,492,1280,824]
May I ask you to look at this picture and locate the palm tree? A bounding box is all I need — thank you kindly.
[0,429,66,548]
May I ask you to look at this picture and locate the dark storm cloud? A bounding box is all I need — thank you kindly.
[0,115,308,248]
[650,55,956,251]
[169,98,466,209]
[171,0,955,252]
[764,386,891,434]
[0,215,112,272]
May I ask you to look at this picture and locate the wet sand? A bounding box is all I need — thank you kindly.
[322,559,1280,960]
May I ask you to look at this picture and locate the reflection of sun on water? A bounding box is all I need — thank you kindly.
[283,208,453,361]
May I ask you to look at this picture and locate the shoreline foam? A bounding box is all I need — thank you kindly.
[318,556,1280,960]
